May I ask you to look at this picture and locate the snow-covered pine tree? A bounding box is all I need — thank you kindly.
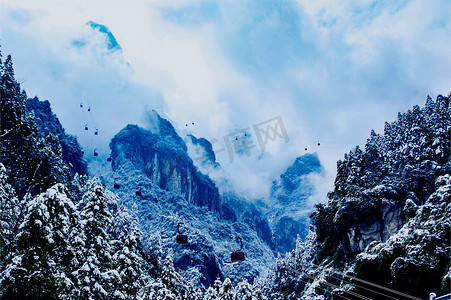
[258,230,318,299]
[149,279,177,300]
[159,248,198,300]
[43,183,77,296]
[1,184,76,298]
[0,163,22,270]
[71,181,115,299]
[218,278,235,300]
[1,55,24,118]
[251,288,268,300]
[110,205,146,299]
[234,278,253,300]
[202,277,222,300]
[0,54,71,198]
[111,233,143,299]
[203,286,218,300]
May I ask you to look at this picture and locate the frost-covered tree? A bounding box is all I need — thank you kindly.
[0,163,22,269]
[111,233,144,299]
[217,278,235,300]
[260,231,317,299]
[310,94,450,298]
[355,174,451,298]
[1,184,75,298]
[0,54,71,198]
[235,278,253,300]
[110,206,146,299]
[203,277,222,300]
[141,279,177,300]
[159,249,199,299]
[71,181,115,299]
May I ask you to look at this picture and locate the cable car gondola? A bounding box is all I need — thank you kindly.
[114,182,120,189]
[231,236,245,262]
[176,222,188,244]
[85,124,88,131]
[94,149,98,157]
[135,189,142,196]
[94,129,98,135]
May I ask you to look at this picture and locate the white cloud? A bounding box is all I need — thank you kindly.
[2,0,449,200]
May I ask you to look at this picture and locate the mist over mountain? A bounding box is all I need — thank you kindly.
[102,111,278,287]
[73,21,122,52]
[268,153,323,253]
[1,52,449,299]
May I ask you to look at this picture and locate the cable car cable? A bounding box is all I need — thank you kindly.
[150,212,418,299]
[80,100,89,130]
[210,224,419,300]
[85,99,98,135]
[164,221,377,299]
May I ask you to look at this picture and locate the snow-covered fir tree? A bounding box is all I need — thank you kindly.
[0,163,22,270]
[1,184,75,298]
[0,53,71,199]
[71,181,116,298]
[310,94,450,298]
[1,50,449,299]
[218,278,234,300]
[203,277,221,300]
[111,205,147,299]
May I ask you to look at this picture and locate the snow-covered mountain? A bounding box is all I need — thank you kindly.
[25,96,88,177]
[103,111,276,287]
[268,153,323,253]
[2,51,449,299]
[267,94,451,299]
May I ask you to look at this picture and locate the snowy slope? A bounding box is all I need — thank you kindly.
[98,111,276,287]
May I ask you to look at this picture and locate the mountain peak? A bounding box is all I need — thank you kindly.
[186,134,219,168]
[87,21,122,51]
[275,152,322,196]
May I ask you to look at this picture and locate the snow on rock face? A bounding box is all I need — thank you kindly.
[268,153,324,253]
[110,122,220,213]
[355,174,451,298]
[107,112,275,287]
[347,198,404,253]
[185,134,219,169]
[380,199,404,237]
[275,153,323,197]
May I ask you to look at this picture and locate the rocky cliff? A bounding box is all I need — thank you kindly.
[268,153,323,253]
[26,96,88,176]
[310,94,450,298]
[107,111,275,287]
[110,112,221,214]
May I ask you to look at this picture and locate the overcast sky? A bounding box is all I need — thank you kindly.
[2,0,450,199]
